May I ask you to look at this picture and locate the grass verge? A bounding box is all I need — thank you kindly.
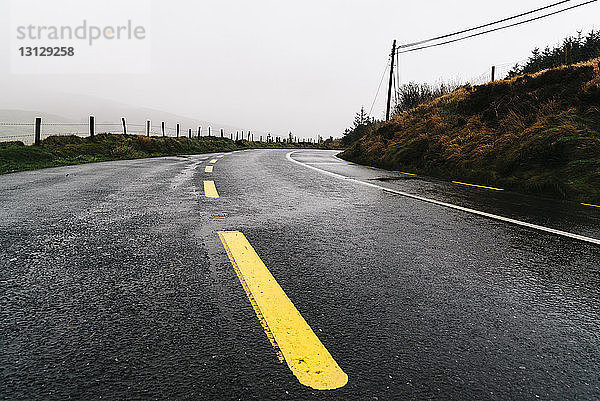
[340,59,600,204]
[0,133,336,175]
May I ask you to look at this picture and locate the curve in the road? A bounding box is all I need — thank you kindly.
[286,151,600,246]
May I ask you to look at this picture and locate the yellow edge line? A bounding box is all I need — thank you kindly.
[217,231,348,391]
[209,159,219,164]
[581,203,600,208]
[452,181,504,191]
[394,171,416,176]
[205,165,214,173]
[203,180,219,198]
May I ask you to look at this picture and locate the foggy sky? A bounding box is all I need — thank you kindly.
[1,0,598,139]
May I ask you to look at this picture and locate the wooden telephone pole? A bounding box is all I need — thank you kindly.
[385,40,397,121]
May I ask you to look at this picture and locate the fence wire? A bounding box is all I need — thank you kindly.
[0,119,249,144]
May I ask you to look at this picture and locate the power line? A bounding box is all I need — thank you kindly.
[397,0,572,49]
[368,57,390,117]
[397,0,598,54]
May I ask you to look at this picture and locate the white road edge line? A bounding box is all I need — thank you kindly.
[286,151,600,245]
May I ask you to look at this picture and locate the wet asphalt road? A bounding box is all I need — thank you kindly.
[1,149,600,400]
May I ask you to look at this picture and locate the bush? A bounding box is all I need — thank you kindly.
[42,135,85,146]
[394,79,462,114]
[135,135,154,152]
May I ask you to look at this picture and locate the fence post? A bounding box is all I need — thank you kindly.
[208,127,212,137]
[220,128,224,138]
[161,121,165,137]
[197,126,201,138]
[121,118,127,135]
[34,117,41,145]
[89,115,95,139]
[176,123,180,138]
[491,65,495,82]
[188,128,192,138]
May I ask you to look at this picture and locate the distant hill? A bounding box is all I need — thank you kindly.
[340,58,600,203]
[0,110,76,143]
[0,91,254,129]
[0,96,264,143]
[0,109,75,123]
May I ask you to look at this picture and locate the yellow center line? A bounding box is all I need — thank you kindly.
[452,181,504,191]
[209,159,218,164]
[205,165,214,173]
[217,231,348,391]
[216,155,224,158]
[394,171,416,176]
[581,203,600,208]
[203,181,219,198]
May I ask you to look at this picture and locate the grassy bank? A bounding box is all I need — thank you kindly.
[340,59,600,203]
[0,133,336,174]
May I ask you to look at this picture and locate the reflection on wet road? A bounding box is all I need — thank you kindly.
[1,149,599,399]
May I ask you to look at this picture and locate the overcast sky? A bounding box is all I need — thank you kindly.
[0,0,598,139]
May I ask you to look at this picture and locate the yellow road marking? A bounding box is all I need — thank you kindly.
[203,181,219,198]
[217,231,348,391]
[217,155,224,158]
[581,203,600,208]
[394,171,416,176]
[452,181,504,191]
[205,165,214,173]
[209,159,218,164]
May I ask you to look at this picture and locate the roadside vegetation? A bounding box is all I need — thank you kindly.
[339,31,600,203]
[392,30,600,114]
[508,30,600,76]
[0,133,340,174]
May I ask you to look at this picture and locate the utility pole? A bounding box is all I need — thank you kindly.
[385,40,397,121]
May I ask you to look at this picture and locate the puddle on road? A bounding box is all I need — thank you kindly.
[171,159,204,189]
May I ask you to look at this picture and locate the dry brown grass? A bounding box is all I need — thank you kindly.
[341,61,600,202]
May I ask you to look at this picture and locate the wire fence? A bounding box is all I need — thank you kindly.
[464,58,528,86]
[372,54,534,120]
[0,117,318,145]
[0,119,215,145]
